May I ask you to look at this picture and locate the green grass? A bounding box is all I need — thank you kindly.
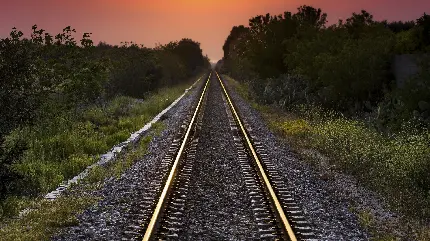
[356,209,398,241]
[276,109,430,216]
[0,115,165,241]
[84,135,152,184]
[224,74,430,240]
[0,77,199,219]
[0,196,97,241]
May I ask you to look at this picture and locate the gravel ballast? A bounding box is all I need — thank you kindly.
[180,74,260,239]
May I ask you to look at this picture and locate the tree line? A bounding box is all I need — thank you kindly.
[0,25,209,207]
[218,6,430,131]
[0,25,209,138]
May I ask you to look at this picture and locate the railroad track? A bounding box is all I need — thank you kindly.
[139,71,316,240]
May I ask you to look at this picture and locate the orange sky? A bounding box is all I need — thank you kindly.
[1,0,429,61]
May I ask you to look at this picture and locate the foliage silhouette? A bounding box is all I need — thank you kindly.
[221,6,430,122]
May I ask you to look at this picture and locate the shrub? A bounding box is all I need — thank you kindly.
[82,108,111,126]
[261,74,313,107]
[371,55,430,131]
[0,29,48,137]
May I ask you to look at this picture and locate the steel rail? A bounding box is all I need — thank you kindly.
[142,73,211,241]
[215,71,298,241]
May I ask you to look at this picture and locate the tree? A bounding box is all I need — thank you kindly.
[222,25,249,60]
[416,13,430,50]
[386,21,416,33]
[293,5,327,29]
[172,38,205,76]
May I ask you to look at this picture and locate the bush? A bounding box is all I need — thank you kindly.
[0,196,25,218]
[82,108,111,126]
[261,74,313,107]
[394,28,421,53]
[284,16,394,112]
[279,107,430,217]
[372,55,430,131]
[0,29,48,137]
[106,47,159,98]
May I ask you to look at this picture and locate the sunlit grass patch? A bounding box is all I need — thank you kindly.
[417,226,430,241]
[274,111,430,217]
[311,119,429,197]
[280,119,311,136]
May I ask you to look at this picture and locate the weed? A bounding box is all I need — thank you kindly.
[358,210,375,230]
[152,122,166,136]
[280,119,311,136]
[0,196,97,241]
[85,165,106,184]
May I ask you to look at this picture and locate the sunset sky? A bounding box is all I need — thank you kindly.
[1,0,429,61]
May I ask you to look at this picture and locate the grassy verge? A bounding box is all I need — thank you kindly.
[224,75,430,240]
[0,129,155,241]
[0,75,201,219]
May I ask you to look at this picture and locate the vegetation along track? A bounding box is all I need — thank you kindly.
[138,71,315,240]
